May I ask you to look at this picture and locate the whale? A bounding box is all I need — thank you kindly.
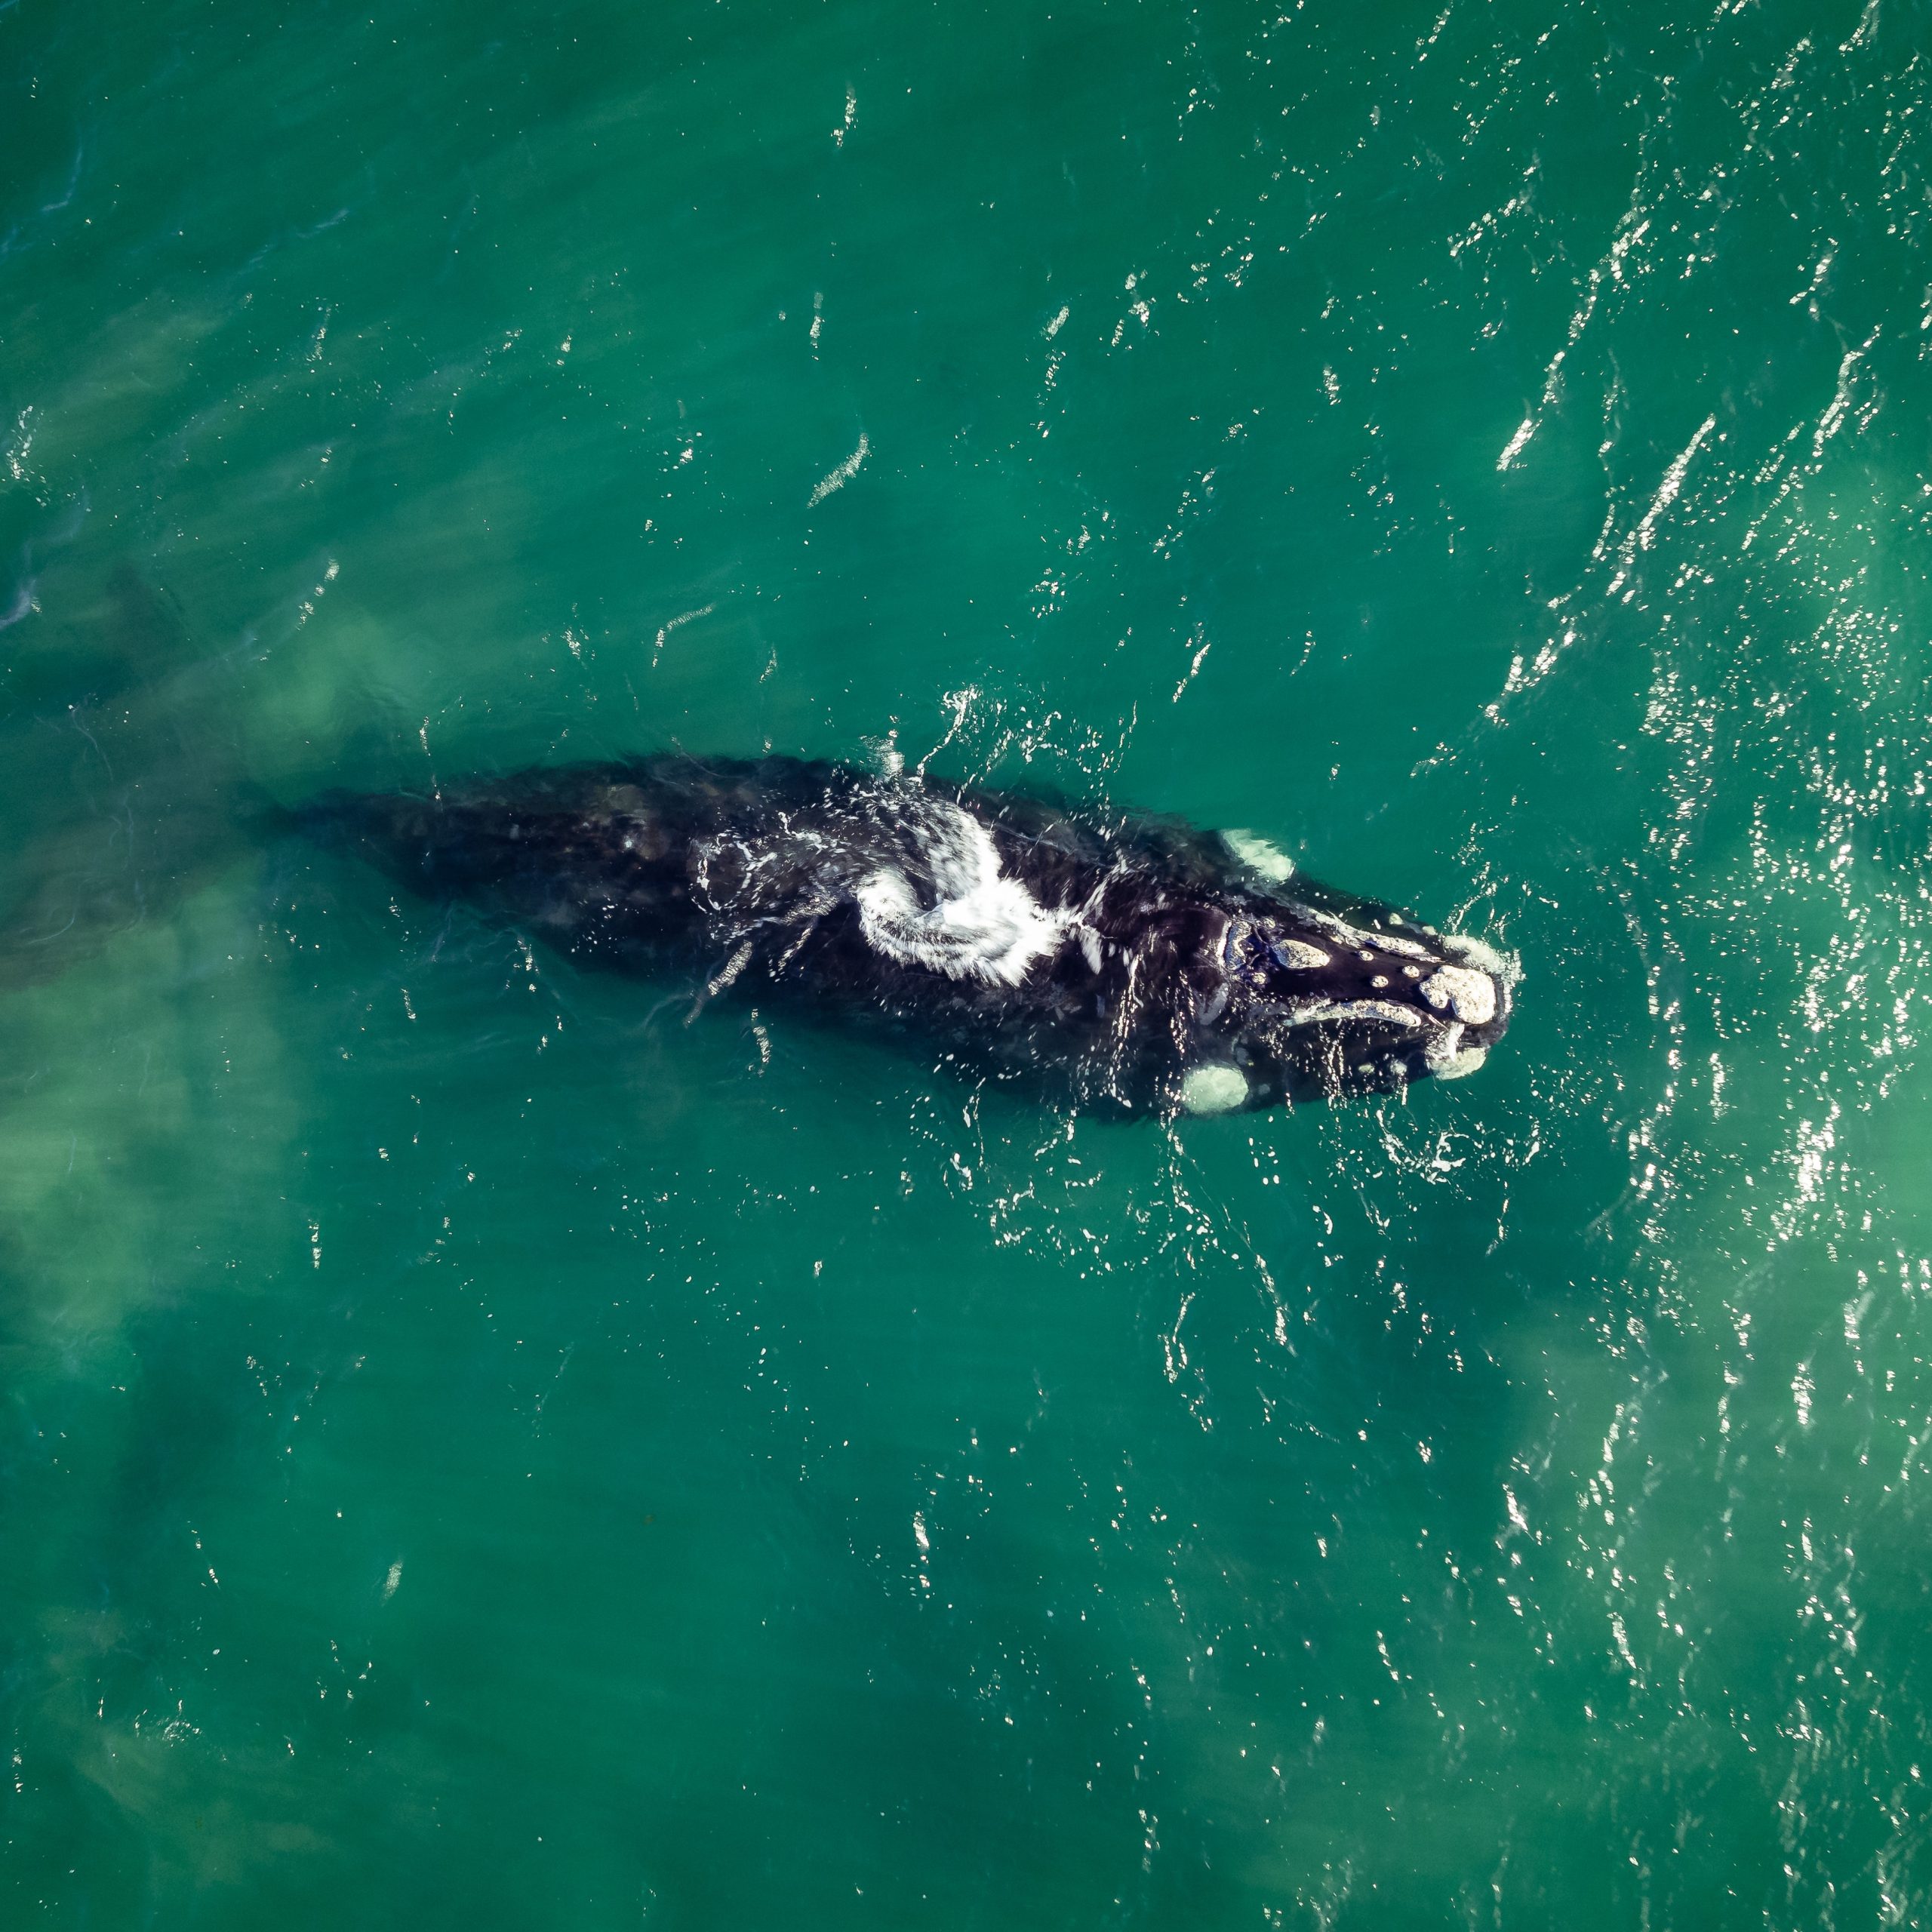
[303,752,1517,1118]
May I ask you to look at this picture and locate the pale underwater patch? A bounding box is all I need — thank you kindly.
[1180,1063,1250,1115]
[1223,829,1297,883]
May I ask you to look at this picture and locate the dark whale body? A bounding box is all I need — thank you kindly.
[309,753,1515,1117]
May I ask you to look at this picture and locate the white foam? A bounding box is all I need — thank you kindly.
[808,432,871,507]
[1441,931,1518,982]
[1497,415,1537,471]
[855,802,1071,988]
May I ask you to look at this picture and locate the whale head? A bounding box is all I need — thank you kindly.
[1176,886,1518,1115]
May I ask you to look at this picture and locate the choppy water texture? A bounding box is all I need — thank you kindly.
[4,0,1932,1924]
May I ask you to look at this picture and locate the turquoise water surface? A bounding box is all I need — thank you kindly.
[5,0,1932,1924]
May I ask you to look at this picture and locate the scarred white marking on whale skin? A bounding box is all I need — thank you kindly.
[855,801,1072,988]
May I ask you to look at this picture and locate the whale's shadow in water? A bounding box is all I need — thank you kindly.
[0,567,264,993]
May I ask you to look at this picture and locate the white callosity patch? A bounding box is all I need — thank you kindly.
[855,801,1072,988]
[1223,915,1327,971]
[1363,926,1441,964]
[1298,905,1438,963]
[1272,937,1330,969]
[1226,901,1507,1082]
[1418,963,1498,1027]
[1181,1063,1250,1115]
[1279,997,1426,1033]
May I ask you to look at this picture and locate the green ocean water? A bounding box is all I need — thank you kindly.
[4,0,1932,1923]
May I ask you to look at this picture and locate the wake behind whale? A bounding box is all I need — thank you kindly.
[306,752,1518,1118]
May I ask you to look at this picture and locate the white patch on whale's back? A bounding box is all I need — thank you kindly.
[855,801,1071,988]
